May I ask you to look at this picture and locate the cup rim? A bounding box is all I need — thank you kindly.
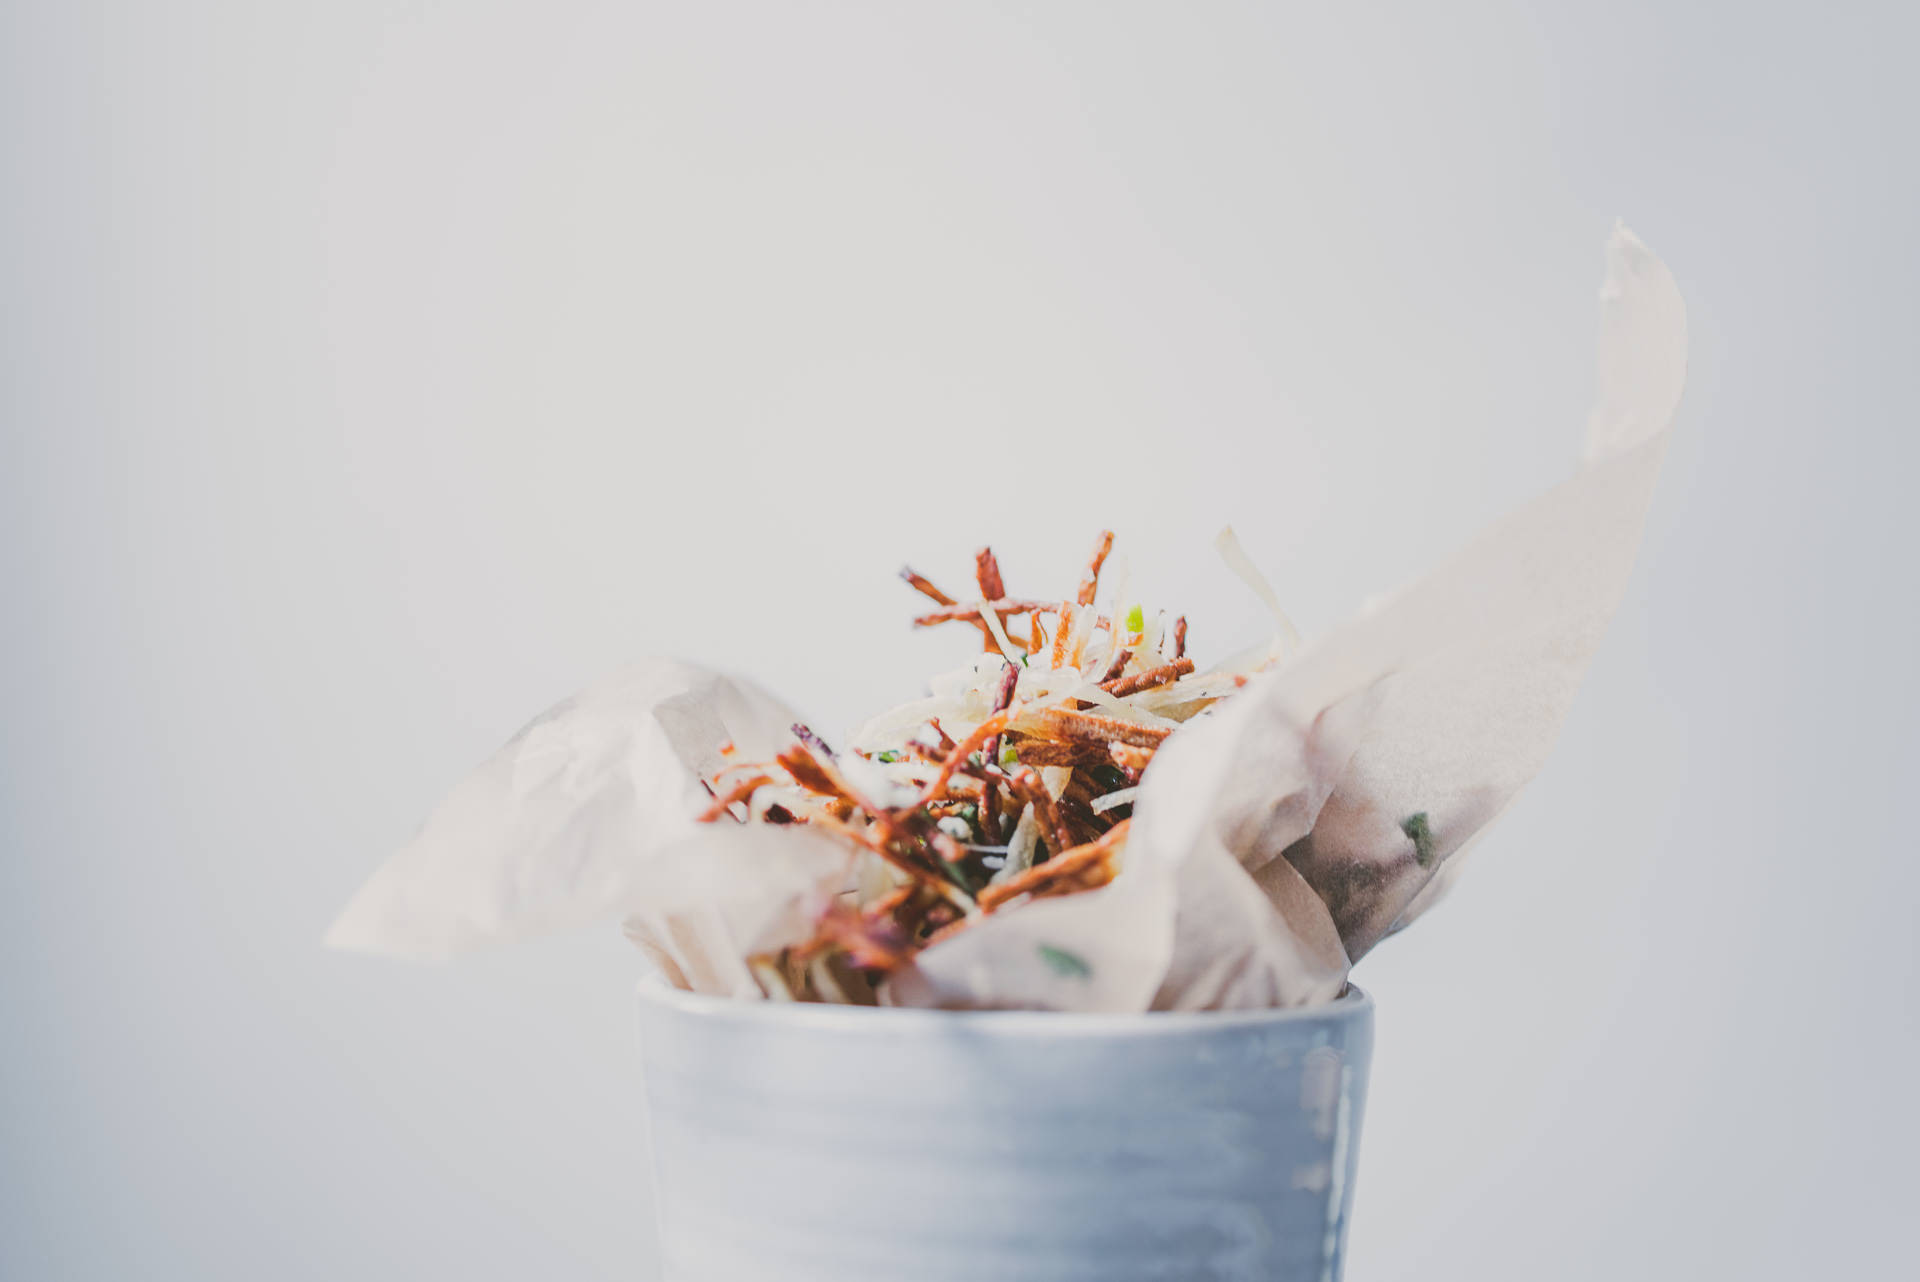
[637,973,1371,1036]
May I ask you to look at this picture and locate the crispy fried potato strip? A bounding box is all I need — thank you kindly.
[1101,657,1194,697]
[979,820,1131,912]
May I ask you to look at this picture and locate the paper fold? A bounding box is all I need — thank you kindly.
[326,660,799,959]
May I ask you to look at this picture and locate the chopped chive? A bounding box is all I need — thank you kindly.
[1124,603,1144,633]
[1401,812,1435,868]
[956,803,978,824]
[1037,944,1092,980]
[999,742,1019,767]
[940,859,977,896]
[875,749,902,763]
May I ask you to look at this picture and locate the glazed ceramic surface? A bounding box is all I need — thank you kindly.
[636,982,1373,1282]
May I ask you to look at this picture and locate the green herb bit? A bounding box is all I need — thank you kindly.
[1401,812,1436,868]
[1037,944,1093,980]
[934,845,978,892]
[875,749,902,763]
[956,803,978,824]
[999,742,1019,767]
[1124,603,1145,633]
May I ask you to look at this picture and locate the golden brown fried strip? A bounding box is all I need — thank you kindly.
[696,774,773,822]
[1172,615,1188,660]
[937,773,988,800]
[899,566,958,607]
[1007,766,1074,856]
[1057,805,1107,851]
[1108,742,1155,772]
[974,547,1006,602]
[811,810,967,905]
[1030,855,1117,898]
[915,709,1015,806]
[978,779,1004,844]
[910,598,1052,626]
[799,906,913,971]
[1075,530,1114,606]
[1101,657,1195,698]
[778,747,966,901]
[1096,644,1132,684]
[975,548,1012,653]
[1060,771,1099,803]
[1029,612,1046,653]
[1058,773,1110,813]
[979,820,1131,911]
[1048,601,1076,669]
[1000,737,1107,769]
[1028,706,1172,749]
[777,746,854,803]
[903,565,1005,647]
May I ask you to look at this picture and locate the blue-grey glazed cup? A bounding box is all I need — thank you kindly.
[636,981,1373,1282]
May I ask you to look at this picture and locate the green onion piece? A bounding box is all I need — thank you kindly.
[1401,812,1435,868]
[875,749,902,763]
[1037,944,1093,980]
[1124,603,1145,633]
[999,743,1018,767]
[941,860,977,896]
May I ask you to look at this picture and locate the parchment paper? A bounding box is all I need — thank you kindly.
[329,224,1686,1011]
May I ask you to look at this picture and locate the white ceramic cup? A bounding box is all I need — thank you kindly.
[636,980,1374,1281]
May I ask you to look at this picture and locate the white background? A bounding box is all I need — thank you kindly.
[5,3,1915,1278]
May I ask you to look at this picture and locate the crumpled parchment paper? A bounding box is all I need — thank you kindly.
[329,224,1685,1011]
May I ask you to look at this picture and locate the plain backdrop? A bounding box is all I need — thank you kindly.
[4,3,1916,1279]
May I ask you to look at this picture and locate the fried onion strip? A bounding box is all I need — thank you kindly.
[974,547,1006,602]
[1000,737,1107,769]
[1075,529,1114,606]
[1007,766,1074,857]
[915,709,1015,806]
[979,820,1131,911]
[899,566,957,607]
[1101,657,1195,698]
[1028,705,1172,749]
[910,598,1051,626]
[696,774,772,823]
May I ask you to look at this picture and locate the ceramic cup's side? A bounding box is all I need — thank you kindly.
[637,986,1373,1282]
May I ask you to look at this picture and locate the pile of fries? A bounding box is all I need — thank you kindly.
[697,532,1253,1002]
